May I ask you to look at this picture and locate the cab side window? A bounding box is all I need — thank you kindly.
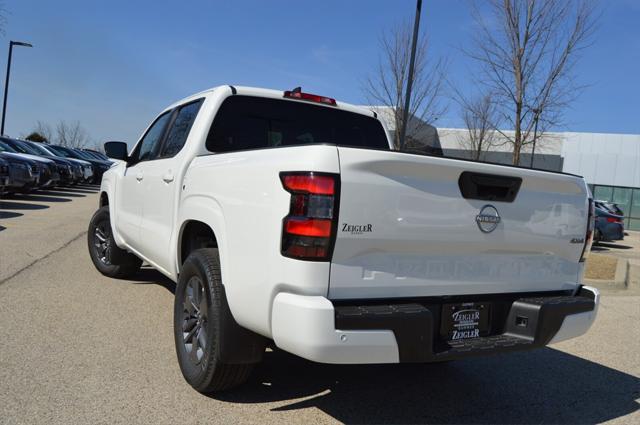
[160,99,204,158]
[134,111,172,163]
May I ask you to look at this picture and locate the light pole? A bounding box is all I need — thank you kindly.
[2,40,33,136]
[398,0,422,152]
[529,108,541,168]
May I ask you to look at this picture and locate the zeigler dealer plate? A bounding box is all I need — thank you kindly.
[440,302,490,341]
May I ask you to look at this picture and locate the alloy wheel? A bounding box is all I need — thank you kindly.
[182,276,209,366]
[93,221,112,265]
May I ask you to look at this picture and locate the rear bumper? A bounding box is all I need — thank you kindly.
[597,222,624,241]
[271,286,599,364]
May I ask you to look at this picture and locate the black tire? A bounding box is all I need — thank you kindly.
[174,248,255,393]
[87,206,142,278]
[593,229,601,244]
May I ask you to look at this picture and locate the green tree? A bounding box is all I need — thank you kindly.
[25,132,48,143]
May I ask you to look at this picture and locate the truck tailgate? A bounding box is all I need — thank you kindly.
[329,147,589,299]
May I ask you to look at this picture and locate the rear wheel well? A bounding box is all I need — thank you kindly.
[180,221,218,266]
[100,192,109,207]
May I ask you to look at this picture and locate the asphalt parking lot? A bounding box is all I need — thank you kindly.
[1,189,639,424]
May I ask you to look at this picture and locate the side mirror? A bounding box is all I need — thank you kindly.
[104,141,129,161]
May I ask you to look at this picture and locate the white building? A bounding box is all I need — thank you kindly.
[368,107,640,230]
[438,129,640,230]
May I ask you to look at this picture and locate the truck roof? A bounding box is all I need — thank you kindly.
[166,85,379,119]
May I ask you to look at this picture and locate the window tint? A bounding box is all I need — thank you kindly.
[136,111,172,162]
[26,142,50,155]
[206,96,389,153]
[2,139,30,154]
[161,99,203,157]
[0,141,18,153]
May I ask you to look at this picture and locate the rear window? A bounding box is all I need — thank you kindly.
[206,96,389,153]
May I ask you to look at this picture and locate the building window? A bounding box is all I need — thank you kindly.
[591,184,640,231]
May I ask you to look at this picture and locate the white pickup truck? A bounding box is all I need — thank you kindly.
[89,85,599,393]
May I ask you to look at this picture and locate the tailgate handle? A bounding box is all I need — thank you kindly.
[458,172,522,203]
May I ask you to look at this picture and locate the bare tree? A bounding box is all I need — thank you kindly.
[456,93,501,161]
[468,0,597,165]
[89,141,105,153]
[55,120,90,148]
[33,120,53,142]
[364,21,447,150]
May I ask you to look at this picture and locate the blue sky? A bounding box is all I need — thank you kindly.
[2,0,639,147]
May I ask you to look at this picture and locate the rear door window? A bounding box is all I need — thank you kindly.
[160,99,204,158]
[206,96,389,153]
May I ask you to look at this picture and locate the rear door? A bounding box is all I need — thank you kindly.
[329,148,589,299]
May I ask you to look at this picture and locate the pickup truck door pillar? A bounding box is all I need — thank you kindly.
[136,99,204,272]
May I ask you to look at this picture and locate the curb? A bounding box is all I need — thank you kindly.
[584,258,628,290]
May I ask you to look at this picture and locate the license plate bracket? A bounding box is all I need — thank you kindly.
[440,302,491,341]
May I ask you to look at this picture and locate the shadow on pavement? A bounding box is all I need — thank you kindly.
[594,242,633,250]
[54,186,99,194]
[35,190,86,198]
[0,210,23,220]
[216,348,639,424]
[7,193,72,203]
[0,200,49,210]
[126,267,176,294]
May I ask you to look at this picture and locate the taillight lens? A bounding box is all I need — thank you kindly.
[280,172,339,261]
[580,198,594,262]
[606,217,622,223]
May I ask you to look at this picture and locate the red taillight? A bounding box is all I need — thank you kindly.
[280,172,339,261]
[282,174,335,195]
[606,217,622,223]
[283,90,337,106]
[580,198,595,263]
[285,219,332,237]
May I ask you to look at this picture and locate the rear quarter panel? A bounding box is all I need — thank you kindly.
[179,145,340,337]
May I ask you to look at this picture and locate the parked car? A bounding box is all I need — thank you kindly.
[595,200,624,217]
[88,85,599,393]
[594,205,624,242]
[0,138,59,188]
[19,140,78,185]
[40,144,94,183]
[82,149,110,161]
[0,144,40,193]
[71,148,113,182]
[47,145,110,183]
[3,138,77,186]
[0,157,9,194]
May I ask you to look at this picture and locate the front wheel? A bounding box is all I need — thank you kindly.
[87,206,142,278]
[174,248,256,393]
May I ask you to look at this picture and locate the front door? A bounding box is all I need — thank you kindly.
[116,110,173,252]
[115,163,144,247]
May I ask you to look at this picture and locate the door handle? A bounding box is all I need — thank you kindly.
[162,172,174,183]
[136,172,144,182]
